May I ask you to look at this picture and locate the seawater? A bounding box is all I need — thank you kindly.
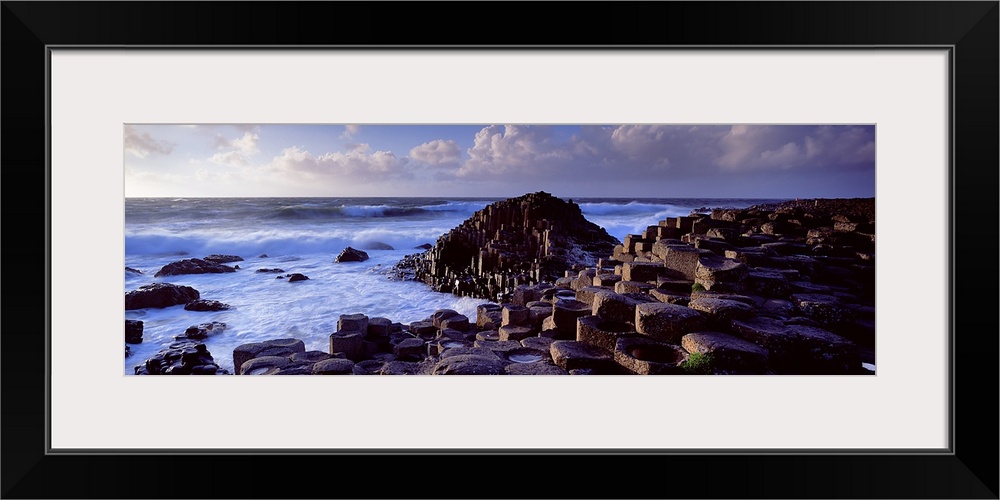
[124,197,780,374]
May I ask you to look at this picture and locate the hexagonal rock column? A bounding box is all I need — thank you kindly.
[393,337,426,361]
[614,281,654,295]
[502,347,550,364]
[477,303,503,330]
[746,270,791,297]
[687,298,754,328]
[729,316,801,370]
[502,304,531,327]
[473,339,523,356]
[592,291,656,324]
[476,330,500,341]
[353,359,386,375]
[338,313,369,333]
[648,289,690,306]
[440,314,471,332]
[240,356,290,375]
[790,294,854,326]
[576,315,638,352]
[233,338,305,375]
[549,340,617,373]
[432,355,506,375]
[634,302,705,344]
[312,358,356,375]
[521,336,556,351]
[498,325,534,341]
[527,303,553,331]
[694,255,748,291]
[613,337,689,375]
[431,309,461,328]
[380,360,428,375]
[785,324,859,374]
[505,362,568,375]
[663,246,712,280]
[593,273,623,287]
[680,332,768,374]
[439,346,501,360]
[330,331,365,361]
[575,286,613,308]
[622,262,670,283]
[552,299,592,331]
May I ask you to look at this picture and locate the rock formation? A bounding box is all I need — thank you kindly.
[394,192,619,302]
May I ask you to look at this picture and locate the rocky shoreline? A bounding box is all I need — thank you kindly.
[128,194,876,375]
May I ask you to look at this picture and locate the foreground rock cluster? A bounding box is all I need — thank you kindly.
[129,195,875,375]
[393,192,619,302]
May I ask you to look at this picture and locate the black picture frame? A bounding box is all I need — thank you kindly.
[3,2,997,498]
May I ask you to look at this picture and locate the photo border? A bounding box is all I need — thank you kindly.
[3,2,997,498]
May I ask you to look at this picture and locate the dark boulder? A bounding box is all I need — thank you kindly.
[125,283,200,310]
[335,247,370,263]
[203,254,244,263]
[176,321,227,340]
[256,268,285,273]
[184,299,232,311]
[125,267,143,275]
[415,243,433,250]
[154,258,237,277]
[125,319,143,344]
[134,341,227,375]
[362,241,394,250]
[288,273,309,282]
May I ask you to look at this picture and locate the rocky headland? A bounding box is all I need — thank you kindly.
[130,194,876,375]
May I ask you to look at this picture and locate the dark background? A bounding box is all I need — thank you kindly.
[2,2,997,498]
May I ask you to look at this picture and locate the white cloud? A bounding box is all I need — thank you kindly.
[269,145,411,183]
[458,125,573,178]
[341,124,361,138]
[209,132,260,167]
[124,125,174,158]
[409,139,462,167]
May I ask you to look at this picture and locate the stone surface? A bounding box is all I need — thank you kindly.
[154,258,237,278]
[177,321,227,340]
[521,336,556,351]
[432,355,507,375]
[505,362,568,375]
[339,313,369,333]
[125,319,143,344]
[473,339,523,355]
[135,340,226,375]
[614,280,655,295]
[502,305,530,327]
[393,337,426,361]
[125,283,200,310]
[634,302,705,343]
[687,298,754,326]
[183,299,232,311]
[353,359,385,375]
[239,355,292,376]
[312,358,356,375]
[232,338,305,375]
[380,360,427,375]
[256,268,285,273]
[680,331,768,374]
[552,299,592,331]
[576,315,638,352]
[592,291,655,324]
[335,246,370,263]
[203,254,244,264]
[476,304,503,329]
[549,340,616,373]
[287,273,309,282]
[613,336,688,375]
[498,325,535,342]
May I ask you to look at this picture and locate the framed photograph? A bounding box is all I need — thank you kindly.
[3,2,996,498]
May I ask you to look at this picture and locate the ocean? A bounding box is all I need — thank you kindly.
[124,196,785,374]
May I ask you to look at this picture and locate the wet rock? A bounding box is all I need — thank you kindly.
[203,254,244,264]
[592,291,656,324]
[473,339,522,355]
[380,360,428,375]
[439,346,500,360]
[613,336,688,375]
[440,314,471,332]
[154,258,237,277]
[232,338,305,375]
[339,313,369,333]
[431,355,506,375]
[415,243,433,250]
[183,299,232,311]
[125,283,200,310]
[335,246,369,263]
[312,358,356,375]
[680,331,768,374]
[476,304,503,330]
[240,356,290,375]
[125,319,143,344]
[505,362,568,375]
[475,330,500,342]
[549,340,616,373]
[353,359,386,375]
[498,325,534,342]
[125,267,143,275]
[362,241,394,250]
[393,337,426,361]
[292,351,332,364]
[330,331,365,361]
[135,341,226,375]
[256,268,285,273]
[177,321,227,340]
[576,315,639,351]
[633,302,705,344]
[287,273,309,282]
[521,336,556,351]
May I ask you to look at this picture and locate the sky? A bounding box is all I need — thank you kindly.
[124,124,876,198]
